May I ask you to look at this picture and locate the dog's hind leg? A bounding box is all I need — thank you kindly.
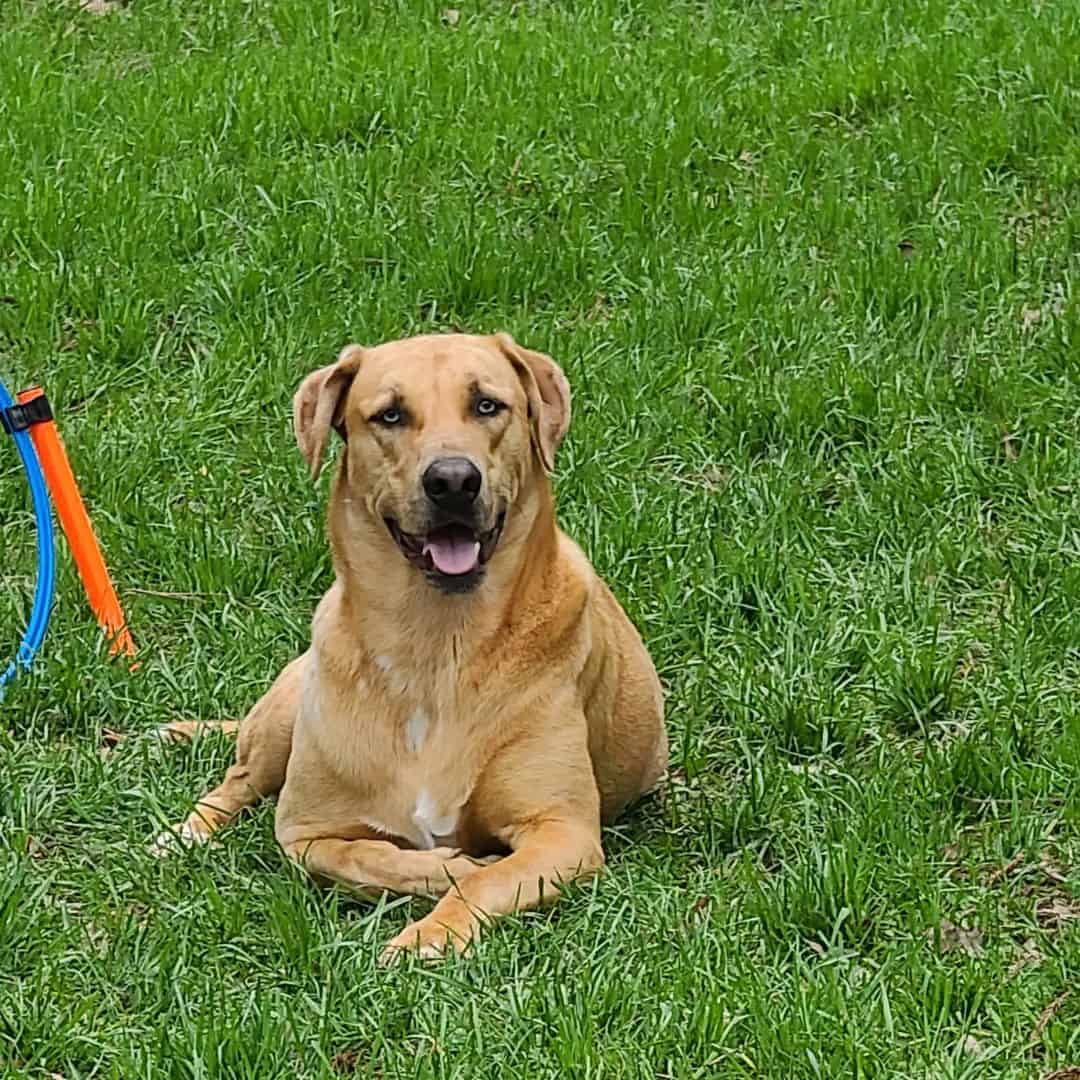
[154,718,241,742]
[151,653,305,855]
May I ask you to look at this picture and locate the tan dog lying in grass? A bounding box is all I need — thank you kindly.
[156,332,667,960]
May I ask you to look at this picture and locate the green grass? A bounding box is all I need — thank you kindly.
[1,0,1079,1075]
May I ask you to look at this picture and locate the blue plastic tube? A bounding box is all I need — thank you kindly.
[0,377,56,697]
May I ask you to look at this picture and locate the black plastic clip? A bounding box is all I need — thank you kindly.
[1,392,53,435]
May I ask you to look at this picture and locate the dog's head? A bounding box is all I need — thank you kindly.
[293,333,570,594]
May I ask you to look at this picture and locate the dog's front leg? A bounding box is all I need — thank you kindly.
[282,836,496,900]
[379,816,604,962]
[151,653,305,854]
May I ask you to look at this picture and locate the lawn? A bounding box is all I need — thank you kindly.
[1,0,1079,1075]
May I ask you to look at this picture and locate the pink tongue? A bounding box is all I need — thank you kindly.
[423,531,481,575]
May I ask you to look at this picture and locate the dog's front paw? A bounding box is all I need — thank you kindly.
[378,907,477,965]
[148,819,212,858]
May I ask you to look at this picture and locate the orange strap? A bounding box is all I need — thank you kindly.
[17,387,136,660]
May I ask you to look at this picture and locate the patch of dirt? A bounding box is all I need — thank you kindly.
[331,1050,362,1072]
[960,1034,988,1058]
[651,455,731,493]
[1007,937,1044,978]
[1035,895,1080,929]
[928,919,984,958]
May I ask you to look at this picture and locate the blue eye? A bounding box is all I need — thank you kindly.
[476,397,500,417]
[375,407,402,426]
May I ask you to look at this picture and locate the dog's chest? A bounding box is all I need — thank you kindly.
[317,648,485,851]
[389,704,471,849]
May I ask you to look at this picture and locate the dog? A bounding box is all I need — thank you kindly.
[155,332,667,961]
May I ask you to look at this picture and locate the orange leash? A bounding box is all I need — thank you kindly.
[16,386,136,660]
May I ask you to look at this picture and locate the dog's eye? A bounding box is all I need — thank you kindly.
[475,397,502,418]
[373,407,403,426]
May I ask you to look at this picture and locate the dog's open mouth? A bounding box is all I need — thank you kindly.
[385,513,505,588]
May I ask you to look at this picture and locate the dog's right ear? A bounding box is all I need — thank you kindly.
[293,345,365,480]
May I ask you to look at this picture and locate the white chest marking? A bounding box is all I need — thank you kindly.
[374,654,409,695]
[406,708,430,753]
[413,789,458,850]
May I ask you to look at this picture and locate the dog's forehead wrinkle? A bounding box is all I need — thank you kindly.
[354,379,402,409]
[360,344,517,418]
[431,362,480,396]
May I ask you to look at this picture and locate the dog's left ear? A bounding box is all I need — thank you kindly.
[495,333,571,473]
[293,345,365,480]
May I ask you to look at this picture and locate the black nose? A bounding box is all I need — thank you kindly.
[423,457,482,511]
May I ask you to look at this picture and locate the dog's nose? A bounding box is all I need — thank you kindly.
[423,457,482,511]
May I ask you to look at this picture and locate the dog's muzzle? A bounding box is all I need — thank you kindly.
[384,503,506,594]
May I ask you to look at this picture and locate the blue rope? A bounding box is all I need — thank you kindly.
[1,377,56,698]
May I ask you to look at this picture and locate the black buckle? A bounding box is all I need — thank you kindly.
[1,392,53,435]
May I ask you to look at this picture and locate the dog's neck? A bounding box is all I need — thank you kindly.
[325,478,559,673]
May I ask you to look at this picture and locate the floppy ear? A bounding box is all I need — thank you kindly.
[293,344,365,480]
[495,333,571,473]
